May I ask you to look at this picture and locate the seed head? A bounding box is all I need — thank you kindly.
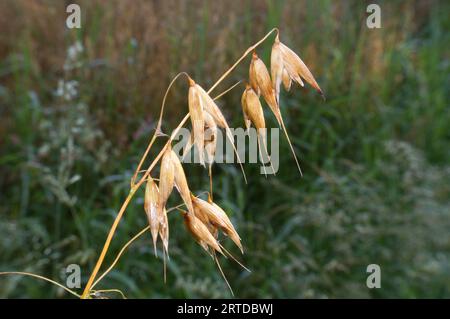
[170,149,195,217]
[191,195,243,253]
[183,211,223,255]
[282,67,292,91]
[275,35,324,98]
[144,176,169,257]
[249,54,260,96]
[183,112,216,169]
[182,132,194,159]
[158,145,175,220]
[240,88,251,132]
[144,176,161,256]
[159,204,169,257]
[188,78,205,166]
[203,112,217,168]
[250,52,281,125]
[190,80,247,183]
[271,37,284,103]
[195,83,228,129]
[242,85,266,136]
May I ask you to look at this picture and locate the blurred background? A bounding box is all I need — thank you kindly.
[0,0,449,298]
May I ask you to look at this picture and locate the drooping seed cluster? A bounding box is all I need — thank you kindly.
[145,145,242,258]
[243,34,324,175]
[144,31,323,264]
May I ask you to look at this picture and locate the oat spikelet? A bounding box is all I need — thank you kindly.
[158,146,175,220]
[191,198,218,237]
[249,58,260,96]
[250,52,281,125]
[187,77,205,166]
[271,38,284,103]
[195,84,226,129]
[282,68,292,91]
[284,61,304,88]
[183,102,217,169]
[242,85,266,135]
[277,35,324,98]
[203,112,217,169]
[182,132,194,160]
[241,85,274,177]
[191,195,225,227]
[240,89,251,132]
[191,194,243,253]
[144,177,160,256]
[208,197,243,254]
[183,211,223,255]
[169,149,195,216]
[159,206,169,258]
[195,82,248,183]
[158,144,197,257]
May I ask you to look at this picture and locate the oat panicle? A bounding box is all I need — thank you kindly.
[78,28,324,299]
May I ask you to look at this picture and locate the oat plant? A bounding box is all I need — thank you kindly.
[0,28,323,298]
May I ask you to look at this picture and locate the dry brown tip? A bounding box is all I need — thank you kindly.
[252,51,258,60]
[187,76,195,86]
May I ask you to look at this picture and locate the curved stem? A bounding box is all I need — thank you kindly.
[156,72,190,133]
[81,28,278,299]
[207,28,279,95]
[82,113,190,298]
[91,204,185,290]
[81,187,137,298]
[91,226,149,290]
[0,271,80,298]
[136,113,191,186]
[131,72,189,187]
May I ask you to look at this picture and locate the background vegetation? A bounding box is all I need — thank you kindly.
[0,0,449,298]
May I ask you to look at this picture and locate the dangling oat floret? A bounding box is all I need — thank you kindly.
[183,210,223,255]
[249,52,281,125]
[271,34,324,99]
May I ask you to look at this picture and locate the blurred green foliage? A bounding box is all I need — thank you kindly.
[0,0,449,298]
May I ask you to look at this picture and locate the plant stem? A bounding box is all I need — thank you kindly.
[0,271,80,298]
[91,226,150,290]
[90,204,185,290]
[206,28,278,95]
[131,72,189,187]
[81,114,190,299]
[130,135,157,188]
[81,28,278,299]
[81,187,137,298]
